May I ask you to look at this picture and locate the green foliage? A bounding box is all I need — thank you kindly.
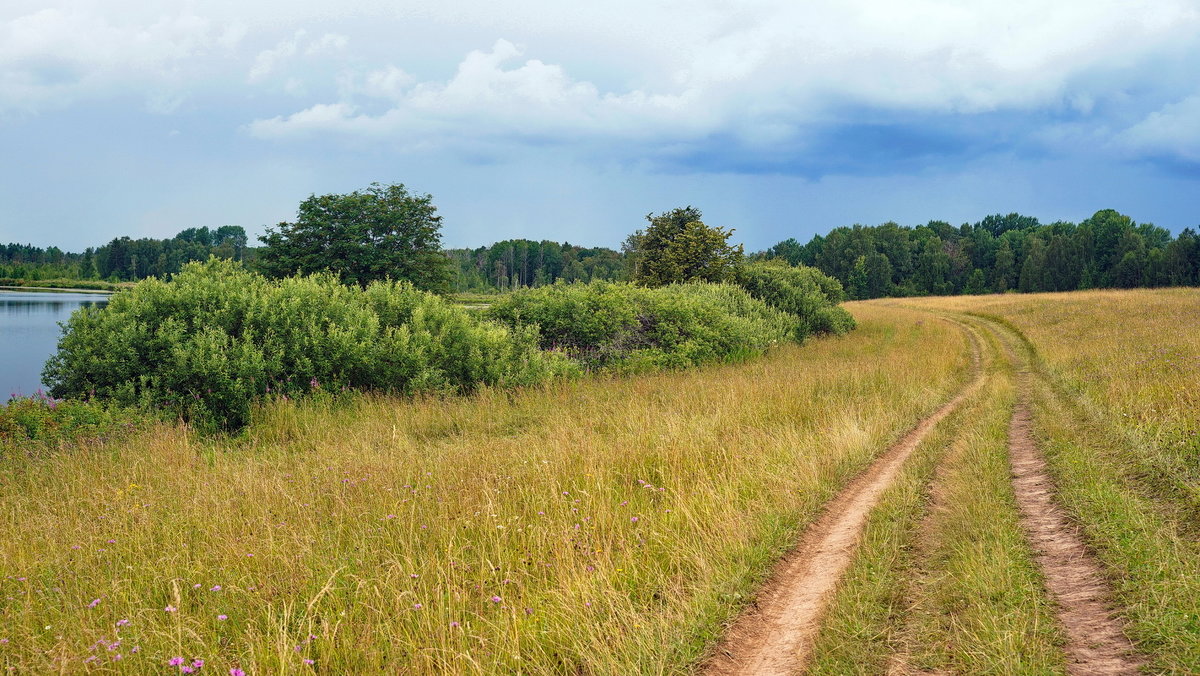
[445,239,625,292]
[257,183,451,292]
[0,392,140,457]
[43,259,573,431]
[629,207,744,286]
[770,209,1200,297]
[487,280,793,370]
[1,227,250,283]
[735,261,856,337]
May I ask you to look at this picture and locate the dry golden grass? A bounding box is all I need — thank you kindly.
[0,305,966,674]
[898,290,1200,673]
[910,288,1200,518]
[809,318,1066,674]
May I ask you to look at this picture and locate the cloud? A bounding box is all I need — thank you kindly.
[1118,95,1200,164]
[240,0,1200,172]
[248,40,707,146]
[248,30,348,83]
[5,1,1200,176]
[248,30,306,83]
[0,8,235,113]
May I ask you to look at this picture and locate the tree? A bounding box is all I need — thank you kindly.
[257,183,451,292]
[629,207,744,286]
[963,268,988,295]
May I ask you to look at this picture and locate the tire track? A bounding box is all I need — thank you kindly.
[703,325,983,676]
[991,319,1144,675]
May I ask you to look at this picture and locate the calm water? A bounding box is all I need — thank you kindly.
[0,289,109,398]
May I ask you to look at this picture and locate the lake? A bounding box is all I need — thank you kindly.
[0,289,110,399]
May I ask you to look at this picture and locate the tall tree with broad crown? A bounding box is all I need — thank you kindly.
[257,182,451,292]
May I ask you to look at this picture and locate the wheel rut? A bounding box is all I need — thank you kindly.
[996,323,1144,675]
[703,325,983,676]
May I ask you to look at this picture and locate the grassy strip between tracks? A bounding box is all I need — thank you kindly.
[809,320,1066,675]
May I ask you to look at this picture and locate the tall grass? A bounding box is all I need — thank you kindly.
[808,321,1064,674]
[0,305,965,674]
[904,290,1200,673]
[911,288,1200,521]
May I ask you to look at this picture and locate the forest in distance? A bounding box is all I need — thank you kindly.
[3,207,1200,298]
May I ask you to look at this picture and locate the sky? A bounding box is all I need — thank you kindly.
[1,0,1198,253]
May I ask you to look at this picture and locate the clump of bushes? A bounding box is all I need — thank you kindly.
[736,261,856,337]
[487,262,854,370]
[43,259,575,431]
[486,281,796,370]
[0,392,139,456]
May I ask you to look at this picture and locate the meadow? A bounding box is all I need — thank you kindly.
[4,287,1198,674]
[0,305,964,673]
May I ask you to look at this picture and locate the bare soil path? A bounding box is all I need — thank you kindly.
[1000,327,1144,675]
[703,326,983,676]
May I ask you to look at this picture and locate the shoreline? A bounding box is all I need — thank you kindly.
[0,285,114,295]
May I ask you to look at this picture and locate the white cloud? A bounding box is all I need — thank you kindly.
[1118,95,1200,163]
[0,8,234,113]
[248,30,306,83]
[242,0,1200,158]
[306,33,348,56]
[357,65,415,101]
[248,40,708,147]
[4,0,1200,166]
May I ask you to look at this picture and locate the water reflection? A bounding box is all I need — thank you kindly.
[0,289,110,397]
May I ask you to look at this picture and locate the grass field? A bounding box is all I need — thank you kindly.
[893,291,1200,674]
[4,288,1198,674]
[0,305,965,674]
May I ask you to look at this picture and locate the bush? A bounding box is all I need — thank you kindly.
[486,280,794,370]
[735,261,856,337]
[0,392,140,457]
[43,259,575,431]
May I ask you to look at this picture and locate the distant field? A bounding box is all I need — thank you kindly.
[0,279,128,292]
[912,289,1200,522]
[3,289,1197,674]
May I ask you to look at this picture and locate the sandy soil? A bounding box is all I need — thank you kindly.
[1007,379,1143,675]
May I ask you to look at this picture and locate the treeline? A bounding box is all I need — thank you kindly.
[1,226,251,282]
[445,239,624,292]
[763,209,1200,299]
[9,208,1200,298]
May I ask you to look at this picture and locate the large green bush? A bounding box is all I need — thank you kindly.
[486,281,794,370]
[736,261,856,337]
[43,259,573,430]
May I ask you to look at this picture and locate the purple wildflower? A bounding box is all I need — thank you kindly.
[169,657,185,666]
